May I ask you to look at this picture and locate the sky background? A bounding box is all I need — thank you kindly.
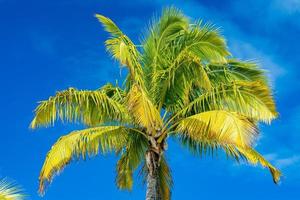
[0,0,300,199]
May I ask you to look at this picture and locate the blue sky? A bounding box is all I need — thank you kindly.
[0,0,300,199]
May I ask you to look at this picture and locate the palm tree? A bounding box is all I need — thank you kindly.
[0,178,25,200]
[30,7,281,200]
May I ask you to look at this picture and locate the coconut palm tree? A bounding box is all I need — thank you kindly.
[30,7,281,200]
[0,178,25,200]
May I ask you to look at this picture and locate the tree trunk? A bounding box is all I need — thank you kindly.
[145,150,161,200]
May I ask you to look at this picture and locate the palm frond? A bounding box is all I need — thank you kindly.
[176,110,258,147]
[126,84,162,134]
[95,14,122,37]
[142,6,189,75]
[0,178,25,200]
[184,20,230,62]
[157,53,212,111]
[177,81,277,123]
[236,147,281,183]
[116,131,148,190]
[39,126,129,194]
[95,15,144,87]
[146,17,229,108]
[30,87,129,128]
[207,59,267,84]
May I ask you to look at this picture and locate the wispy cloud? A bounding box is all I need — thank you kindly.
[273,0,300,14]
[265,153,300,168]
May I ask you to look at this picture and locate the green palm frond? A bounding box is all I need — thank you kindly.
[30,87,129,128]
[177,81,277,123]
[99,83,127,102]
[158,54,213,111]
[145,16,229,109]
[95,15,144,87]
[116,132,148,190]
[142,7,189,72]
[95,14,122,37]
[0,178,25,200]
[39,126,129,194]
[183,20,230,62]
[207,59,267,84]
[126,84,162,133]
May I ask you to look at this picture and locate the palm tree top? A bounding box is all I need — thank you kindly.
[30,6,281,199]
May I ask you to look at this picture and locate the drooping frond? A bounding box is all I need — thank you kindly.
[176,110,258,147]
[175,110,281,183]
[177,134,281,183]
[126,84,162,134]
[0,178,25,200]
[116,131,148,190]
[95,14,144,87]
[39,126,129,194]
[236,147,281,183]
[30,87,129,129]
[177,81,277,123]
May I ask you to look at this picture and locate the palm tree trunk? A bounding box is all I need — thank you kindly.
[145,150,161,200]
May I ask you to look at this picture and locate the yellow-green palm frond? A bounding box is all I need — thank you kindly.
[95,14,144,87]
[159,54,213,111]
[0,178,25,200]
[236,147,281,183]
[151,51,213,110]
[175,110,281,183]
[99,83,127,102]
[184,20,230,63]
[176,110,258,147]
[126,84,162,134]
[94,14,122,37]
[144,8,229,108]
[39,126,129,194]
[116,132,148,190]
[207,59,267,84]
[178,81,277,123]
[30,87,129,129]
[142,6,189,74]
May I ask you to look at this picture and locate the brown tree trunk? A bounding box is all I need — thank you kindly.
[145,150,161,200]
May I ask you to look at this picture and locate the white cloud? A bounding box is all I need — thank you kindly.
[264,153,300,168]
